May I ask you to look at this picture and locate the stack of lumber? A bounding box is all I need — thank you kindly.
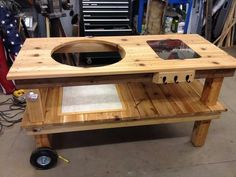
[145,0,166,34]
[214,0,236,47]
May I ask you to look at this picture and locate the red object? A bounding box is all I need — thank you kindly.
[0,38,15,94]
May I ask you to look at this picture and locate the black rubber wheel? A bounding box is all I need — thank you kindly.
[30,147,58,170]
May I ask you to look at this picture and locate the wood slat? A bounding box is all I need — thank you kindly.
[7,34,236,81]
[188,80,226,112]
[177,83,209,113]
[44,87,61,124]
[160,84,191,114]
[22,81,226,129]
[143,83,179,116]
[128,82,158,117]
[25,89,45,123]
[26,114,220,135]
[14,69,235,89]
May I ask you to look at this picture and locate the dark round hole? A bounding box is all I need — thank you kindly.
[51,40,125,68]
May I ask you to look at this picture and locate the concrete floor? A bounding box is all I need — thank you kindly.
[1,48,236,177]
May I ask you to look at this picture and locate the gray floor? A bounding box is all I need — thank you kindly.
[1,48,236,177]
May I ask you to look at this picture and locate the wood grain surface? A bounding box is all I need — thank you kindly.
[7,34,236,80]
[22,81,226,131]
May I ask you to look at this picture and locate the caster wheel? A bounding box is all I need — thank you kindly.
[30,147,58,170]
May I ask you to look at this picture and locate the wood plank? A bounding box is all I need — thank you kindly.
[143,83,180,116]
[14,69,235,89]
[26,114,220,135]
[7,34,236,81]
[145,0,165,34]
[153,70,195,84]
[43,84,140,125]
[44,87,61,124]
[164,84,201,113]
[15,73,153,89]
[22,109,43,128]
[116,84,140,120]
[128,82,158,117]
[39,88,48,115]
[163,83,198,114]
[26,89,45,123]
[177,83,209,113]
[195,69,235,79]
[22,81,226,129]
[189,80,226,112]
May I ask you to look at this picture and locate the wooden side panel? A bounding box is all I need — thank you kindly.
[26,89,45,123]
[39,88,48,115]
[44,87,62,124]
[27,114,220,135]
[14,70,234,89]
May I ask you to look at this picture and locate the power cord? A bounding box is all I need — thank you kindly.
[0,97,25,135]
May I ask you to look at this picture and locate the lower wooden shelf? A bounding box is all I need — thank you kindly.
[22,80,226,135]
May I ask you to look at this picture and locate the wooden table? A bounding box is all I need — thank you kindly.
[7,34,236,169]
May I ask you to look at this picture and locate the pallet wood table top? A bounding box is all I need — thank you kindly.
[7,34,236,81]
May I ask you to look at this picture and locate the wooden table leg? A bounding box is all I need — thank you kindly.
[35,134,51,148]
[191,120,211,147]
[200,77,224,106]
[26,88,48,123]
[191,77,224,147]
